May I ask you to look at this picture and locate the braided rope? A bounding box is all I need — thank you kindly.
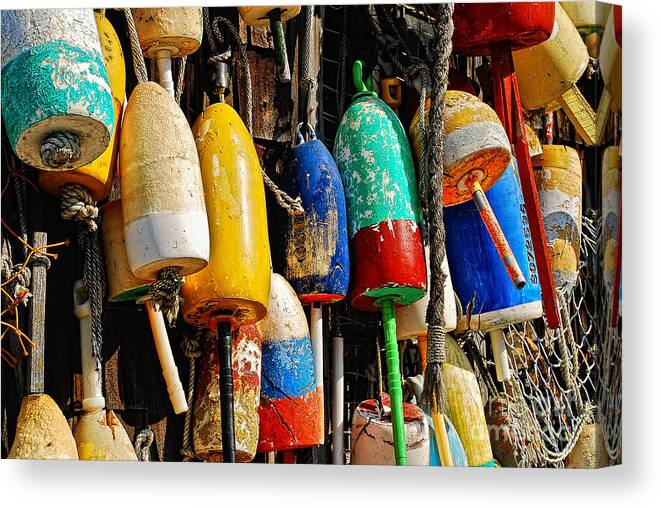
[175,56,187,105]
[40,132,80,169]
[134,427,154,461]
[123,8,148,84]
[60,183,98,232]
[148,266,183,327]
[300,5,316,123]
[180,330,203,461]
[1,253,31,306]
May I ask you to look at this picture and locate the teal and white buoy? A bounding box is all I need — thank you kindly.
[1,9,113,171]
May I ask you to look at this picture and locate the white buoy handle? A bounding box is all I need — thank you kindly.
[73,280,105,413]
[332,334,344,465]
[490,328,511,383]
[145,303,188,414]
[156,49,175,98]
[310,303,325,434]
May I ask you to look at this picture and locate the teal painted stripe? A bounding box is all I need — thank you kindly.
[1,40,113,149]
[334,95,421,236]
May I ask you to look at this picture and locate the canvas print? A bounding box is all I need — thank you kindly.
[0,2,622,467]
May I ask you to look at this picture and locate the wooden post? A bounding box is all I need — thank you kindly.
[27,232,47,395]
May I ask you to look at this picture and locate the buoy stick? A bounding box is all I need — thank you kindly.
[73,280,105,412]
[377,297,408,466]
[489,328,511,382]
[144,303,188,414]
[431,410,454,467]
[215,319,236,463]
[155,49,175,97]
[310,303,325,433]
[332,333,344,465]
[268,9,291,83]
[27,232,47,395]
[558,84,597,146]
[282,450,296,464]
[466,176,526,289]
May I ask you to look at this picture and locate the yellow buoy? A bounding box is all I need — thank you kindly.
[39,12,126,201]
[9,394,78,460]
[565,423,610,468]
[525,123,543,158]
[599,7,622,111]
[119,81,209,281]
[561,1,610,58]
[533,145,583,289]
[132,8,203,97]
[601,146,621,289]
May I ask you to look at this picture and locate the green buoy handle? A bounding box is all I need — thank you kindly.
[377,296,408,466]
[352,60,378,98]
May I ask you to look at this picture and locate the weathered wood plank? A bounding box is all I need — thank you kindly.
[27,232,47,394]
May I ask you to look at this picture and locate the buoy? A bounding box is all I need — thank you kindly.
[238,5,300,83]
[72,280,136,461]
[443,336,495,467]
[444,164,543,382]
[599,6,622,111]
[182,100,270,463]
[101,200,188,414]
[1,9,114,170]
[513,3,596,146]
[334,61,427,465]
[601,146,621,290]
[9,394,78,460]
[132,8,203,97]
[257,273,322,453]
[193,325,262,462]
[380,77,402,114]
[284,123,350,444]
[39,12,126,201]
[565,423,610,468]
[410,92,526,288]
[485,395,520,467]
[561,1,610,58]
[350,394,429,466]
[428,413,468,467]
[119,81,209,281]
[533,145,583,290]
[526,124,543,158]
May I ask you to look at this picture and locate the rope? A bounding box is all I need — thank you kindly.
[299,5,316,124]
[148,266,183,327]
[1,253,31,306]
[12,173,29,258]
[40,132,80,169]
[123,8,148,84]
[134,427,154,461]
[60,183,98,232]
[338,7,349,116]
[180,330,203,461]
[421,4,453,414]
[175,56,187,105]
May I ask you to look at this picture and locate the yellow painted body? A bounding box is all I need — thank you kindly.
[74,409,137,461]
[409,92,511,206]
[513,3,588,111]
[238,6,301,26]
[132,8,203,58]
[565,423,610,468]
[561,1,610,58]
[599,8,621,111]
[39,12,126,201]
[525,124,543,158]
[443,337,494,467]
[601,146,621,288]
[182,102,271,328]
[9,394,78,460]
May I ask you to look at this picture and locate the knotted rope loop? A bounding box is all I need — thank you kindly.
[134,428,154,461]
[1,254,31,306]
[40,132,80,169]
[148,266,184,327]
[179,329,205,462]
[60,183,98,232]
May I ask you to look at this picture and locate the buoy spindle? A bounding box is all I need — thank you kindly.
[332,332,344,465]
[214,319,237,463]
[489,328,511,383]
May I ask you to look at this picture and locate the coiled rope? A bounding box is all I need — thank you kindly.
[40,132,81,169]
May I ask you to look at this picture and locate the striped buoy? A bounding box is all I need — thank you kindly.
[561,1,610,58]
[601,146,621,290]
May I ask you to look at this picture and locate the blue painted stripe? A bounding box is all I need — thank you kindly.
[260,336,317,400]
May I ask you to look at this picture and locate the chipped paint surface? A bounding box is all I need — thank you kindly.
[445,165,542,330]
[601,147,621,288]
[285,138,349,303]
[350,395,429,465]
[428,413,468,467]
[132,8,203,58]
[333,95,421,236]
[193,325,261,462]
[182,102,270,327]
[74,409,137,461]
[533,145,582,289]
[1,9,113,169]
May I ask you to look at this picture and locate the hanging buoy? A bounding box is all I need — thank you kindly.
[257,273,322,453]
[101,200,188,415]
[39,12,126,201]
[350,394,429,465]
[9,394,78,459]
[484,395,520,467]
[410,92,525,288]
[513,3,596,146]
[119,81,210,281]
[428,413,468,467]
[444,165,543,382]
[561,1,610,58]
[599,6,622,111]
[565,423,610,468]
[132,8,203,97]
[601,146,621,290]
[182,101,271,463]
[1,9,114,170]
[533,145,583,290]
[238,6,300,83]
[284,123,350,444]
[443,336,495,467]
[193,325,262,462]
[72,280,136,461]
[334,61,427,465]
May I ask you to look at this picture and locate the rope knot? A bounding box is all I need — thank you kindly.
[60,183,98,231]
[134,428,154,461]
[148,266,184,327]
[426,325,447,365]
[1,254,32,306]
[40,132,81,168]
[181,331,203,360]
[29,251,51,271]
